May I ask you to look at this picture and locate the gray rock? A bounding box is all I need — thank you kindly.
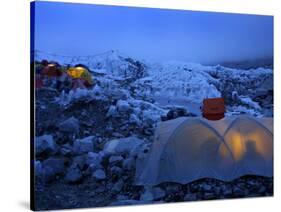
[109,155,123,164]
[36,134,56,156]
[130,142,149,157]
[201,184,212,192]
[116,100,131,113]
[42,158,65,182]
[72,155,86,169]
[258,185,266,193]
[142,110,162,125]
[112,132,124,138]
[73,136,94,154]
[103,136,144,155]
[129,114,141,125]
[65,166,82,183]
[222,185,232,196]
[166,184,182,194]
[60,143,72,156]
[232,186,244,196]
[59,116,79,134]
[106,105,118,118]
[110,89,130,101]
[110,166,123,176]
[86,152,102,170]
[112,179,124,193]
[92,169,106,180]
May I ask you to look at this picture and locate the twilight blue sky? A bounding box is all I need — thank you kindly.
[33,1,273,64]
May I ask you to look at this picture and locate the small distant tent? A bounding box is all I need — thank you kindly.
[135,116,273,185]
[67,66,93,86]
[202,97,225,120]
[42,63,62,77]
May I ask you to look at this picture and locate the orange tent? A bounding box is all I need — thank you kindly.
[42,64,62,77]
[202,97,225,120]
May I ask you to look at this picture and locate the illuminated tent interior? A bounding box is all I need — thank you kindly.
[67,67,93,85]
[135,116,273,185]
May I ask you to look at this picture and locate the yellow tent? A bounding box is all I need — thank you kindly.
[67,67,93,85]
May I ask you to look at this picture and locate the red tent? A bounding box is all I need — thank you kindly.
[202,97,225,120]
[41,64,62,77]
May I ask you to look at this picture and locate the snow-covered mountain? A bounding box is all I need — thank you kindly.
[35,50,273,116]
[35,50,147,79]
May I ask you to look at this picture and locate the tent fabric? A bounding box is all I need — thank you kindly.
[67,67,93,85]
[135,116,273,185]
[202,98,225,120]
[202,98,225,114]
[42,64,62,77]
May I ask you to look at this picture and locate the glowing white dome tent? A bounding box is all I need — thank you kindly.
[135,116,273,185]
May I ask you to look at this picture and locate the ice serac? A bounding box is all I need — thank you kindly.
[136,61,221,104]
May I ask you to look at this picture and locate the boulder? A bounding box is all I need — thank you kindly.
[130,142,149,158]
[72,155,87,169]
[60,143,72,156]
[112,179,124,193]
[110,166,123,176]
[116,100,131,113]
[109,155,123,164]
[111,132,124,138]
[232,186,245,196]
[129,114,141,125]
[92,169,106,180]
[166,107,189,120]
[73,136,94,155]
[106,105,118,118]
[103,136,144,155]
[110,89,130,100]
[165,184,182,194]
[201,183,212,192]
[41,157,65,182]
[86,152,102,170]
[142,110,161,125]
[58,116,80,134]
[65,166,82,183]
[35,134,56,156]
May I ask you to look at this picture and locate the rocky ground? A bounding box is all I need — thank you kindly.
[35,173,273,210]
[33,56,273,210]
[34,85,273,210]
